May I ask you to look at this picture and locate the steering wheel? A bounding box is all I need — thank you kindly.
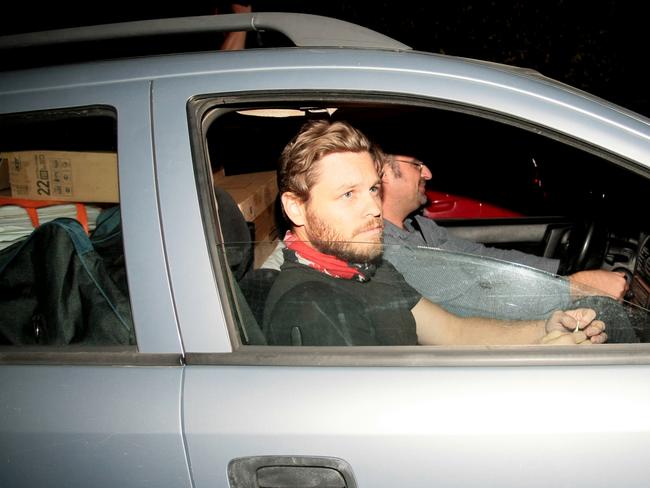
[559,219,608,274]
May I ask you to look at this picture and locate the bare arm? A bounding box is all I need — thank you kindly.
[411,298,606,346]
[220,31,248,51]
[219,3,252,51]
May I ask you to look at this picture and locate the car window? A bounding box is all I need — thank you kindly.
[199,100,650,349]
[0,108,136,348]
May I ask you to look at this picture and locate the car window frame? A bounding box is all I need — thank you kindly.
[188,90,650,366]
[0,90,183,365]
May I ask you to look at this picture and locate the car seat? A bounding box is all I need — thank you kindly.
[214,186,277,345]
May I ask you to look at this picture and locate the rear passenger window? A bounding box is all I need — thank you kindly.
[0,108,135,347]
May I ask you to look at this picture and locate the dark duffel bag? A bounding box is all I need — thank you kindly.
[0,213,134,346]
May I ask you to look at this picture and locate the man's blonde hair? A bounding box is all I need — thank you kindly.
[278,120,383,202]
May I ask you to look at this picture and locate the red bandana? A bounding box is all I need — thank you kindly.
[284,231,370,281]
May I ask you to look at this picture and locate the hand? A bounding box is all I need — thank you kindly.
[543,308,607,344]
[569,269,628,300]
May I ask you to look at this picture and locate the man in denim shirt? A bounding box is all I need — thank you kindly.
[381,154,636,342]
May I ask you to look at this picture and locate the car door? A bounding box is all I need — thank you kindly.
[0,76,191,487]
[153,48,650,487]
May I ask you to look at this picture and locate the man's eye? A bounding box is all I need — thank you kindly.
[342,191,353,199]
[370,185,379,193]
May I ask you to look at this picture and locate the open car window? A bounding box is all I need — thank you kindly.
[200,100,650,351]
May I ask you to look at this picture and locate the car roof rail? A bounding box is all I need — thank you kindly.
[0,12,411,51]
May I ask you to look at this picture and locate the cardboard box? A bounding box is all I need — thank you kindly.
[251,203,277,242]
[252,204,279,268]
[214,169,279,268]
[213,169,277,222]
[0,157,9,191]
[2,150,119,202]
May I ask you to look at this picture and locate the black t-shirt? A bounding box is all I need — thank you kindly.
[263,253,421,346]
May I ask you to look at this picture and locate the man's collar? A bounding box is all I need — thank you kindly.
[383,217,414,237]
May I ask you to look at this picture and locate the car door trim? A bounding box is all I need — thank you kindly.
[0,349,183,366]
[186,345,650,367]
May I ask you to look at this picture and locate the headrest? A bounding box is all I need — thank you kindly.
[214,186,253,281]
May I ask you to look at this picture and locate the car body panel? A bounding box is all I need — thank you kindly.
[0,364,190,488]
[425,190,523,219]
[184,363,650,488]
[151,78,233,354]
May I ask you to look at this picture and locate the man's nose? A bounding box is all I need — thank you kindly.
[421,164,433,180]
[364,191,382,216]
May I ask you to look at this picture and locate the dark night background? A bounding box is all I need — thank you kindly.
[4,1,648,116]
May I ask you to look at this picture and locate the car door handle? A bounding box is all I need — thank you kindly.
[257,465,345,488]
[228,456,358,488]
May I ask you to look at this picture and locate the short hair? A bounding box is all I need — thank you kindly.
[278,120,383,202]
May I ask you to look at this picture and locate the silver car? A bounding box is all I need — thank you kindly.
[1,13,650,488]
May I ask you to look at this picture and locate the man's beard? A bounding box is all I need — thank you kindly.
[418,179,428,206]
[305,209,383,264]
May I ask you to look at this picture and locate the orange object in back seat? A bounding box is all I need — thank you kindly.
[0,197,90,234]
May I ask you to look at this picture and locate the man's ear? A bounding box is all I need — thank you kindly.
[281,192,307,227]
